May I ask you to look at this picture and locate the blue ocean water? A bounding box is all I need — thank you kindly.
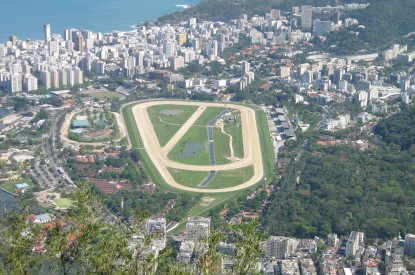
[0,0,199,42]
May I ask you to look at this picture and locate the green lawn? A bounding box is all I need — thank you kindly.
[148,105,198,147]
[256,109,277,183]
[193,107,226,126]
[170,191,243,234]
[167,107,226,165]
[205,165,255,189]
[223,112,244,159]
[123,101,275,235]
[168,168,209,187]
[122,102,273,192]
[87,91,123,100]
[213,128,231,164]
[1,179,33,193]
[55,198,74,208]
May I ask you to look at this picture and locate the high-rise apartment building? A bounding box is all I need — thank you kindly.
[266,236,297,259]
[74,68,83,85]
[40,70,51,89]
[404,234,415,256]
[50,70,60,88]
[9,74,23,93]
[185,217,210,241]
[327,233,338,247]
[242,61,250,75]
[0,45,6,57]
[48,41,59,56]
[301,5,313,29]
[163,40,176,57]
[345,231,364,257]
[58,69,68,87]
[44,23,51,41]
[9,35,17,46]
[75,34,84,52]
[25,75,38,92]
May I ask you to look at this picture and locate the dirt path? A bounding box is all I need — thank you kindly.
[130,101,264,193]
[219,120,236,161]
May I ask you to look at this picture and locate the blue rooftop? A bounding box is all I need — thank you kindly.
[72,120,90,128]
[15,183,29,189]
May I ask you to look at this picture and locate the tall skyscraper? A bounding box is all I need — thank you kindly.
[9,35,17,46]
[9,74,23,93]
[50,70,60,88]
[242,61,250,75]
[135,51,145,67]
[48,41,59,56]
[163,40,176,57]
[63,28,77,42]
[75,35,84,52]
[58,69,68,87]
[25,75,38,92]
[44,24,51,41]
[73,67,83,85]
[404,234,415,256]
[301,5,313,29]
[0,45,6,57]
[40,71,51,89]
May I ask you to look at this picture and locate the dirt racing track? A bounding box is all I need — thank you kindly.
[130,101,264,193]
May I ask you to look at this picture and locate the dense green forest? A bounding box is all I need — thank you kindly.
[263,110,415,240]
[316,0,415,54]
[374,107,415,150]
[262,141,415,240]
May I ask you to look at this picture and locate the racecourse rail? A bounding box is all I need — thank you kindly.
[126,101,265,193]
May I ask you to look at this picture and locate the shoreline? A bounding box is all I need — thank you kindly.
[0,1,195,43]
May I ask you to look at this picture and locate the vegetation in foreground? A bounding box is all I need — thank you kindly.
[0,184,264,274]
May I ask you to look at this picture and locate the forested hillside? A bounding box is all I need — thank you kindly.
[262,141,415,240]
[374,107,415,150]
[159,0,415,54]
[158,0,359,23]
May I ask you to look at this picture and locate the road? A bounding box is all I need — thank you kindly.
[130,101,264,193]
[30,111,77,190]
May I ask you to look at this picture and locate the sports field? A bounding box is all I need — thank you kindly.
[55,198,74,208]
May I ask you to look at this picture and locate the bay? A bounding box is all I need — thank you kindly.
[0,0,199,42]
